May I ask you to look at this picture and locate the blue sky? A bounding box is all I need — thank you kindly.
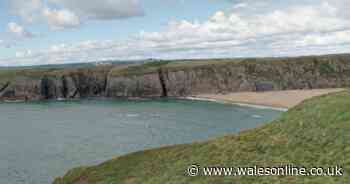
[1,0,350,66]
[0,1,229,56]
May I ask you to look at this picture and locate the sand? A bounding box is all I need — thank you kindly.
[194,88,345,110]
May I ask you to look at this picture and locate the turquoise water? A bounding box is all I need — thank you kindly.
[0,99,281,184]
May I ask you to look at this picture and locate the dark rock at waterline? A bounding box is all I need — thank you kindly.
[255,81,275,92]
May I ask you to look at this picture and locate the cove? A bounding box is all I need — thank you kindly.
[0,99,281,184]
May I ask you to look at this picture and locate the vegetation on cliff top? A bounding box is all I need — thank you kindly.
[108,53,349,77]
[53,90,350,184]
[1,53,349,79]
[0,65,113,82]
[109,61,172,76]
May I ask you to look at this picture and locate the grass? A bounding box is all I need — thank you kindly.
[53,90,350,184]
[0,68,58,83]
[0,65,113,83]
[0,53,349,79]
[109,61,172,77]
[107,54,350,76]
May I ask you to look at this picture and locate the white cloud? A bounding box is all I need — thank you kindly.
[295,30,350,46]
[251,3,345,34]
[333,0,350,18]
[47,0,144,20]
[10,0,42,22]
[42,8,80,30]
[2,0,350,66]
[15,50,33,58]
[233,3,248,9]
[7,22,35,38]
[10,0,144,30]
[135,2,349,52]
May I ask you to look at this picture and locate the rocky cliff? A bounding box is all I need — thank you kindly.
[0,67,109,101]
[1,54,350,101]
[162,56,350,96]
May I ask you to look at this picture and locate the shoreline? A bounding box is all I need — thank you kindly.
[182,96,289,111]
[185,88,346,112]
[0,96,288,111]
[1,89,345,112]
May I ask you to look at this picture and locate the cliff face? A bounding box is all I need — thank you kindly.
[161,57,350,96]
[63,70,108,98]
[162,65,253,96]
[0,67,109,101]
[106,72,164,97]
[0,77,42,101]
[1,54,350,101]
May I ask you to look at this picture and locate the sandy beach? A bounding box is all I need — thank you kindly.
[193,88,345,110]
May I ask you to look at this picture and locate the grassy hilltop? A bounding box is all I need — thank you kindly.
[54,90,350,184]
[2,53,345,79]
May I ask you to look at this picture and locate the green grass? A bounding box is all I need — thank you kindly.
[109,61,172,77]
[0,65,113,83]
[0,68,57,83]
[319,63,337,73]
[1,53,349,79]
[53,90,350,184]
[108,54,350,76]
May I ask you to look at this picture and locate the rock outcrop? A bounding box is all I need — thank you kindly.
[161,64,255,96]
[160,56,350,96]
[106,72,164,97]
[0,67,109,101]
[1,54,350,101]
[0,78,42,101]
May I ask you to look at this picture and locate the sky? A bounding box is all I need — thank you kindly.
[0,0,350,66]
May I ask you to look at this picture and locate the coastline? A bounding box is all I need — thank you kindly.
[182,96,289,111]
[53,91,350,184]
[183,88,345,112]
[1,89,344,112]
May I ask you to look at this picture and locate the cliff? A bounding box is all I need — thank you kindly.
[0,67,109,101]
[1,54,350,101]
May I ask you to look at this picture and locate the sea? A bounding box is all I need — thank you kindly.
[0,99,281,184]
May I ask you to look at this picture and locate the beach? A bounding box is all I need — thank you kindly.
[192,88,345,110]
